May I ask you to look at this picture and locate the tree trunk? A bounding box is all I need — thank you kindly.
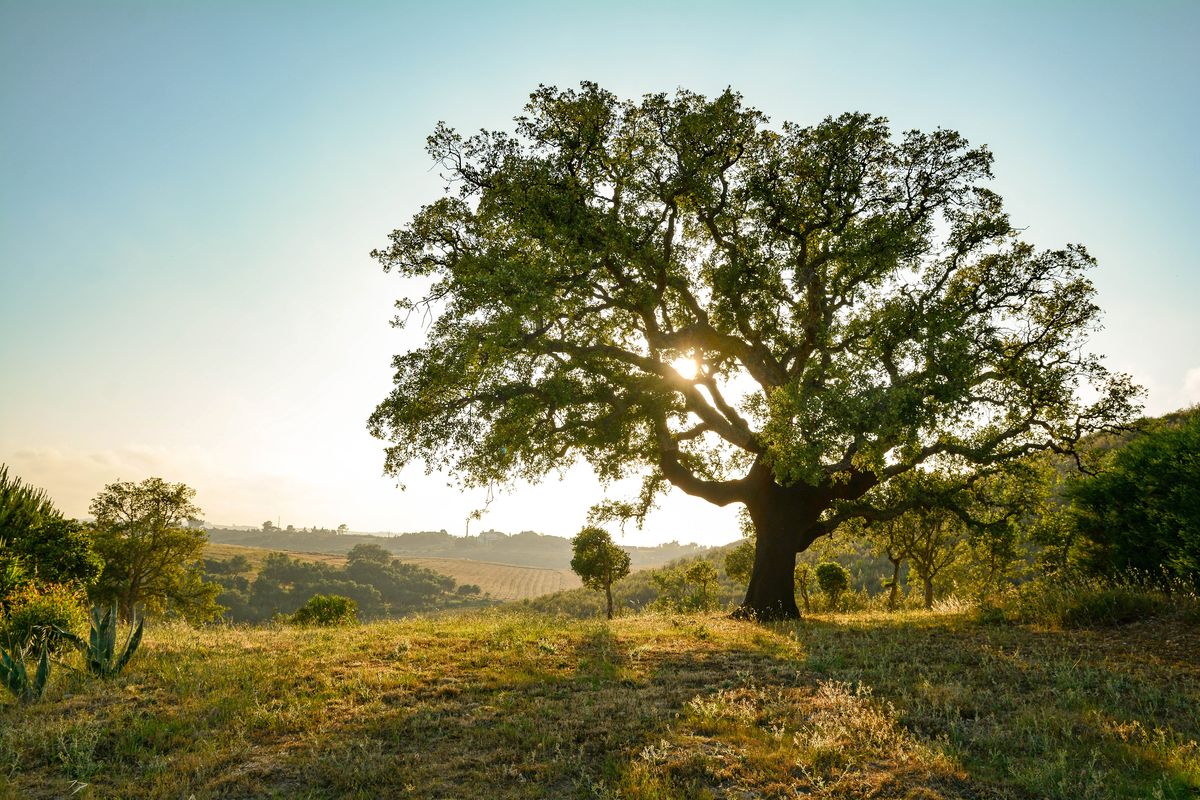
[732,472,833,621]
[120,588,135,622]
[605,584,614,620]
[923,576,934,610]
[886,556,901,611]
[737,539,797,620]
[736,522,800,620]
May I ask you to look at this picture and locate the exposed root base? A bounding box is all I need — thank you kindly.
[731,604,802,623]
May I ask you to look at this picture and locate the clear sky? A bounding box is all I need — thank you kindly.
[2,1,1198,545]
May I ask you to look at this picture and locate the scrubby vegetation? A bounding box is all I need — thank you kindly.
[289,593,358,626]
[0,581,87,653]
[203,543,489,623]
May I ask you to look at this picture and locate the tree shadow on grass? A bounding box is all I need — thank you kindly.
[782,613,1200,799]
[209,622,986,799]
[252,626,807,799]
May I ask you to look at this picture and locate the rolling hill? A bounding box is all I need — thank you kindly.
[204,542,580,602]
[204,526,717,571]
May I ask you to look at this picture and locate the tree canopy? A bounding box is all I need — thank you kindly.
[370,83,1138,619]
[570,526,631,619]
[0,465,102,600]
[89,478,220,622]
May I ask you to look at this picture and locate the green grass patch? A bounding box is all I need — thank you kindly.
[0,608,1195,798]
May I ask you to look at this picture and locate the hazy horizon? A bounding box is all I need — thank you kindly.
[3,1,1198,546]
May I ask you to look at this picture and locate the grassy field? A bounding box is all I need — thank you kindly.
[204,542,581,601]
[1,608,1196,799]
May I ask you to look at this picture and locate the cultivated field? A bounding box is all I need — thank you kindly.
[204,542,580,601]
[204,542,347,571]
[2,608,1196,798]
[399,557,581,600]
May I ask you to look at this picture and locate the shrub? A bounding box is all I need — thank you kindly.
[1059,587,1166,628]
[1,582,87,653]
[652,561,720,613]
[290,594,357,626]
[974,603,1010,626]
[815,562,851,610]
[1068,412,1200,589]
[1001,578,1170,628]
[1,467,104,593]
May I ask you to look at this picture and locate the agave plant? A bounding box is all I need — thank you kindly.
[0,643,50,703]
[77,604,143,677]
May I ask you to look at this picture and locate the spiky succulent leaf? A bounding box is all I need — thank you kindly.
[31,645,49,700]
[100,604,117,665]
[113,616,143,675]
[0,648,19,695]
[0,645,37,701]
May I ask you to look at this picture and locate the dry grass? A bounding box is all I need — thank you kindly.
[204,542,581,601]
[0,609,1195,799]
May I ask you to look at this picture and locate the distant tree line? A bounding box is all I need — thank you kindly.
[203,543,486,623]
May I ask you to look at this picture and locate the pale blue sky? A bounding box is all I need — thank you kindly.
[2,1,1197,543]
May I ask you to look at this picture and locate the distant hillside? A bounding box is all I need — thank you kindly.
[205,526,714,571]
[204,542,581,602]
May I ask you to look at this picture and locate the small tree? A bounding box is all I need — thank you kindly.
[815,562,850,610]
[89,478,221,622]
[652,560,720,612]
[346,543,394,567]
[896,507,967,610]
[794,562,814,613]
[724,538,755,586]
[864,517,908,611]
[684,561,720,611]
[570,526,631,619]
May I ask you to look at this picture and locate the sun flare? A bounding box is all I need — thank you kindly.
[670,356,700,380]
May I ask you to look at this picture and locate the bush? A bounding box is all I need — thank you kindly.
[1,581,87,652]
[1001,578,1170,628]
[1068,411,1200,589]
[974,603,1009,626]
[290,594,357,626]
[815,562,851,610]
[651,561,720,613]
[1059,587,1166,628]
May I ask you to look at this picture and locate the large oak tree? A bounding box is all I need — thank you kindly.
[369,84,1138,619]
